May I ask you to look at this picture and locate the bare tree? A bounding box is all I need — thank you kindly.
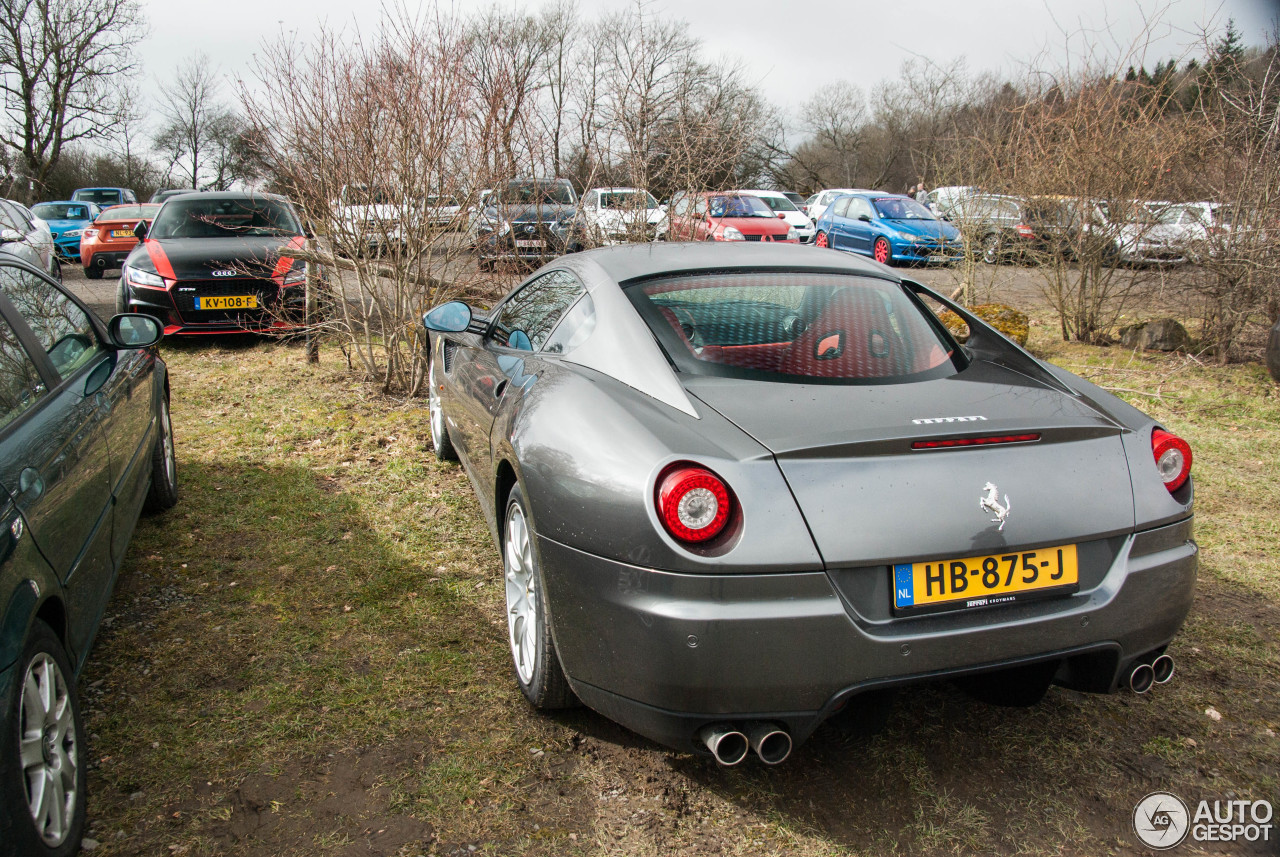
[1178,30,1280,362]
[154,54,229,189]
[0,0,146,200]
[244,7,484,396]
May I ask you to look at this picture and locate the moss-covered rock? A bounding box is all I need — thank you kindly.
[937,303,1029,347]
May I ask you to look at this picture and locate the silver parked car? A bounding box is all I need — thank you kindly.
[422,243,1196,765]
[0,199,59,281]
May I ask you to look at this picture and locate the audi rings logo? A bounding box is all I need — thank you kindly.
[1134,792,1190,850]
[210,269,237,277]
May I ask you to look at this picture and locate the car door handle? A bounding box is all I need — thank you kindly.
[17,467,44,502]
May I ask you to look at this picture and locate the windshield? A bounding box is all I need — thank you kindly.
[96,204,159,223]
[33,204,91,221]
[756,195,799,212]
[783,192,805,206]
[149,197,302,239]
[342,186,393,206]
[627,273,957,384]
[599,190,657,210]
[496,181,576,206]
[709,195,775,218]
[872,197,936,221]
[73,189,123,204]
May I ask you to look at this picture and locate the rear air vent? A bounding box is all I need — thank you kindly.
[912,433,1041,450]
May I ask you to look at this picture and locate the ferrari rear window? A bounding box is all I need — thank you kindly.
[628,273,959,384]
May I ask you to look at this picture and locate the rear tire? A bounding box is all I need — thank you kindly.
[144,391,179,513]
[0,620,86,857]
[503,483,575,710]
[49,257,62,283]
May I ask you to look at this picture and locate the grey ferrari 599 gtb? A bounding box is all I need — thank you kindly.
[423,243,1195,766]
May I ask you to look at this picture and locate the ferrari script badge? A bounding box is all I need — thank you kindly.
[980,482,1011,530]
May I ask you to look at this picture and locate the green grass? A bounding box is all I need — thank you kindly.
[77,327,1280,856]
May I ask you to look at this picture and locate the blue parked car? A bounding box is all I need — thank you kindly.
[813,192,963,265]
[30,202,101,262]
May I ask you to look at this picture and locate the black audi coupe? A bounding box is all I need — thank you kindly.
[118,192,311,336]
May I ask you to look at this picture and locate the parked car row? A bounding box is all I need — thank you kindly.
[918,188,1255,267]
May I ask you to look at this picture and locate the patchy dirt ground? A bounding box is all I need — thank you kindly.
[62,264,1279,857]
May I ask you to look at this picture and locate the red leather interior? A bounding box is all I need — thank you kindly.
[778,288,911,378]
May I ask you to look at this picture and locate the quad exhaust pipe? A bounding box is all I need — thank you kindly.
[1128,654,1175,693]
[699,722,792,765]
[699,725,749,766]
[746,722,793,765]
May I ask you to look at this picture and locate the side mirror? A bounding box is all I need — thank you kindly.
[0,228,20,244]
[858,214,872,222]
[423,300,473,333]
[108,313,163,348]
[777,213,786,219]
[132,220,148,241]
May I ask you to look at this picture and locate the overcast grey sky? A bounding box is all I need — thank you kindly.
[138,0,1276,119]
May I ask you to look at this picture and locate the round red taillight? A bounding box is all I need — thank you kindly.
[1151,428,1192,493]
[656,465,732,544]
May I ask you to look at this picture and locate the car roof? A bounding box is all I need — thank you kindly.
[159,191,290,202]
[563,241,899,285]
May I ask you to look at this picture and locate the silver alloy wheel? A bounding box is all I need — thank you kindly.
[504,503,538,685]
[429,379,445,451]
[19,652,78,847]
[160,396,176,488]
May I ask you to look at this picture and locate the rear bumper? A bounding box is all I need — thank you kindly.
[540,517,1196,752]
[82,250,130,269]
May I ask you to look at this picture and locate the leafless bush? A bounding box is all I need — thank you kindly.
[1176,33,1280,362]
[242,7,483,395]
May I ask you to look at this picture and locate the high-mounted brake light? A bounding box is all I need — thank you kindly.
[656,465,732,544]
[1151,428,1192,493]
[912,433,1041,450]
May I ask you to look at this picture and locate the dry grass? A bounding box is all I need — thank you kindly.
[77,322,1279,856]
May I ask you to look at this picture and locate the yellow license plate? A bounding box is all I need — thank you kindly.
[111,229,134,238]
[893,544,1078,613]
[196,295,258,310]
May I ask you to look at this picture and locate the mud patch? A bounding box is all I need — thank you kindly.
[209,745,434,856]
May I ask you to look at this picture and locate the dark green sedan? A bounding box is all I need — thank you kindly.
[0,250,177,856]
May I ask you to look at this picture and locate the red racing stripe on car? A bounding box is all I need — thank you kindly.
[146,241,177,280]
[273,236,305,278]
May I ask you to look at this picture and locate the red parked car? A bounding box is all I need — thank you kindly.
[81,203,160,278]
[665,192,799,243]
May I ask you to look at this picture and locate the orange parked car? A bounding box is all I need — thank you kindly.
[81,203,160,278]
